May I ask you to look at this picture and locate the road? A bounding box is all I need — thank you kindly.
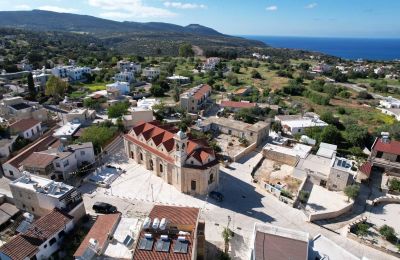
[334,82,385,99]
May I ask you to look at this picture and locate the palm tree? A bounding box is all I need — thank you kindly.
[222,227,233,253]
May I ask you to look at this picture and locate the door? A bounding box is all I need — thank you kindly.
[191,180,197,191]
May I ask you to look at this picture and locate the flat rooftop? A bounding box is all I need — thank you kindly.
[203,117,269,132]
[10,173,75,198]
[310,234,359,260]
[9,103,31,110]
[296,154,334,177]
[264,143,312,159]
[53,123,81,137]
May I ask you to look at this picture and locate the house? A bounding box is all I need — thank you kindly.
[2,133,59,178]
[294,143,356,191]
[250,223,309,260]
[52,66,91,82]
[132,205,204,260]
[106,81,130,95]
[167,75,190,84]
[0,209,74,260]
[32,67,51,90]
[0,135,18,161]
[63,108,96,125]
[20,141,95,180]
[114,71,135,83]
[9,173,86,219]
[53,122,81,140]
[122,107,154,130]
[142,67,160,80]
[124,121,219,195]
[0,97,49,122]
[117,60,141,72]
[275,113,328,136]
[202,57,220,71]
[220,100,256,112]
[74,213,122,259]
[9,118,42,141]
[197,117,270,146]
[180,84,212,114]
[368,133,400,175]
[263,143,312,166]
[311,63,332,74]
[379,96,400,109]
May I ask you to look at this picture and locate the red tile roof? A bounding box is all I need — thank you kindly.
[74,213,121,257]
[372,138,400,155]
[5,132,58,168]
[21,152,57,169]
[359,162,372,177]
[9,118,40,133]
[133,205,199,260]
[0,209,73,260]
[254,231,308,260]
[126,121,215,165]
[221,101,256,109]
[193,84,211,100]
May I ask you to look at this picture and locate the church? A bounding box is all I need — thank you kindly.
[123,121,220,195]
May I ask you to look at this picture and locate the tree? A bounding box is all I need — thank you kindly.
[355,223,369,237]
[178,43,194,57]
[357,91,373,100]
[320,111,338,125]
[222,227,233,254]
[27,72,36,97]
[108,102,129,118]
[379,225,397,242]
[251,69,262,79]
[45,76,68,99]
[344,184,360,202]
[271,121,282,133]
[78,125,117,153]
[320,125,341,144]
[173,86,180,102]
[150,85,165,97]
[344,125,368,147]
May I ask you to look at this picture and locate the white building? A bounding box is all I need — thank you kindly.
[0,209,75,260]
[379,96,400,109]
[275,113,328,136]
[117,60,141,72]
[9,118,42,141]
[53,122,81,139]
[114,71,135,83]
[20,142,95,180]
[203,57,221,71]
[311,63,332,74]
[142,67,160,80]
[51,66,91,81]
[106,81,130,95]
[9,173,85,218]
[137,97,159,110]
[0,136,18,160]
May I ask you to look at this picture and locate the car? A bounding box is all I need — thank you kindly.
[209,191,224,202]
[92,202,118,214]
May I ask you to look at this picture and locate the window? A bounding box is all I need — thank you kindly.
[298,129,301,133]
[130,151,134,159]
[397,155,400,163]
[58,230,65,238]
[37,126,40,132]
[228,130,232,135]
[49,237,57,246]
[43,244,47,248]
[333,184,338,188]
[9,170,13,176]
[160,164,163,173]
[140,153,143,161]
[80,151,85,156]
[63,160,69,167]
[337,174,341,178]
[19,192,22,198]
[31,207,35,212]
[376,151,383,158]
[191,180,196,191]
[56,162,60,167]
[31,129,34,135]
[209,173,214,184]
[22,204,26,209]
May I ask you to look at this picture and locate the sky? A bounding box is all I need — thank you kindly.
[0,0,399,38]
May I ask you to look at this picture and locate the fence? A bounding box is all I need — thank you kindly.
[232,142,257,162]
[308,202,354,222]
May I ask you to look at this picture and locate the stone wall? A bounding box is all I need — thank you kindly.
[308,202,354,222]
[232,142,257,162]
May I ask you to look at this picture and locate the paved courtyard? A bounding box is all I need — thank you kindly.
[80,146,398,260]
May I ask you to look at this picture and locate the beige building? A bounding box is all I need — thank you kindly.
[198,117,270,145]
[124,121,219,195]
[0,97,49,122]
[122,107,154,129]
[9,173,86,220]
[180,84,212,114]
[63,108,96,125]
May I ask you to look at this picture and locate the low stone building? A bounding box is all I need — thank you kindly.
[124,121,219,195]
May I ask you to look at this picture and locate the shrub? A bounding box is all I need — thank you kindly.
[389,178,400,192]
[298,190,310,204]
[355,222,370,237]
[280,189,293,199]
[344,184,360,202]
[379,225,397,242]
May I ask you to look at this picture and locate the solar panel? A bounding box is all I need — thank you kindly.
[123,235,134,248]
[16,220,31,233]
[155,239,171,252]
[173,240,189,254]
[139,238,154,251]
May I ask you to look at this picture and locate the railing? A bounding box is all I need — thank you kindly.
[371,157,400,169]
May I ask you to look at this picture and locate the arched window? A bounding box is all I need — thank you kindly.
[160,164,163,173]
[208,173,214,184]
[140,153,143,161]
[150,160,154,170]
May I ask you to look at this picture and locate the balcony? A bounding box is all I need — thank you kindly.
[371,157,400,170]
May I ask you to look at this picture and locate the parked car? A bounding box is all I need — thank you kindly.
[209,191,224,202]
[92,202,118,214]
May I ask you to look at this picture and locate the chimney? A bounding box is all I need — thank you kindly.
[381,132,390,143]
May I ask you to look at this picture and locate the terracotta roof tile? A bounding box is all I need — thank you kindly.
[21,152,57,169]
[193,84,211,100]
[0,209,73,260]
[133,206,199,260]
[9,118,41,133]
[74,213,121,257]
[359,162,372,177]
[372,138,400,155]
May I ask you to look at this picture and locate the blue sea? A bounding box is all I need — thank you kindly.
[242,35,400,61]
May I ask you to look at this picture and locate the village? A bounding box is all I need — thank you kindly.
[0,52,400,260]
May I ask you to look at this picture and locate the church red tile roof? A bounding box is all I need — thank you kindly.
[372,138,400,155]
[125,121,215,165]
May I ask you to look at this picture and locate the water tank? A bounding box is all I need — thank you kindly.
[143,217,151,229]
[159,218,167,230]
[152,218,160,229]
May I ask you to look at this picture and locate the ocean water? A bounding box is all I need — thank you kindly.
[242,35,400,61]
